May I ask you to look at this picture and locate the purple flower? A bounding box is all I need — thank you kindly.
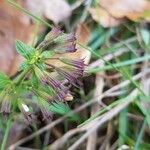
[37,27,62,50]
[60,58,85,70]
[66,44,77,52]
[54,32,76,43]
[40,73,69,101]
[64,32,76,42]
[54,43,77,53]
[45,27,62,41]
[54,67,83,87]
[40,105,52,121]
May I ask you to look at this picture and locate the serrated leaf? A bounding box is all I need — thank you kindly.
[37,63,46,70]
[31,72,39,88]
[20,61,29,71]
[0,73,11,90]
[41,51,54,59]
[16,40,36,59]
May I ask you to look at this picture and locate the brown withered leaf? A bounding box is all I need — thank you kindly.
[25,0,72,24]
[89,0,150,27]
[75,23,91,64]
[100,0,150,21]
[89,7,123,27]
[0,0,33,75]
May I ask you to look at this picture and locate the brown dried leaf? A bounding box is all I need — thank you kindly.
[89,7,122,27]
[90,0,150,27]
[0,0,33,75]
[25,0,72,24]
[100,0,150,20]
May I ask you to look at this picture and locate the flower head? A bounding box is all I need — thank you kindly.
[36,66,69,101]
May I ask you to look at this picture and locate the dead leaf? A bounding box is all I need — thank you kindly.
[89,0,150,27]
[75,23,91,64]
[89,7,122,27]
[0,0,33,75]
[100,0,150,20]
[25,0,72,24]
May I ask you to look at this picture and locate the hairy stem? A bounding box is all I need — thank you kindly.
[1,117,12,150]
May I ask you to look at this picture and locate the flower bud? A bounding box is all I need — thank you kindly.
[54,67,82,87]
[45,27,62,41]
[54,32,76,43]
[19,103,35,124]
[54,43,77,53]
[0,96,11,118]
[60,58,85,70]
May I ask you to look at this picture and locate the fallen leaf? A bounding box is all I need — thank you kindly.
[25,0,72,24]
[100,0,150,21]
[89,7,122,27]
[0,0,33,75]
[75,23,91,64]
[89,0,150,27]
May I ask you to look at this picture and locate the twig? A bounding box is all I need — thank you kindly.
[87,64,105,150]
[98,121,113,150]
[110,140,118,150]
[88,48,129,68]
[50,128,85,150]
[68,89,138,150]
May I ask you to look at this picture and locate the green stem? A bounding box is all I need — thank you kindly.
[1,118,12,150]
[14,69,30,85]
[7,0,52,28]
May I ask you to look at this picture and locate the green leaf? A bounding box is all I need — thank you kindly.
[31,72,39,88]
[37,63,46,71]
[0,73,11,90]
[136,100,150,128]
[16,40,36,59]
[41,51,54,59]
[50,102,80,121]
[19,61,29,70]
